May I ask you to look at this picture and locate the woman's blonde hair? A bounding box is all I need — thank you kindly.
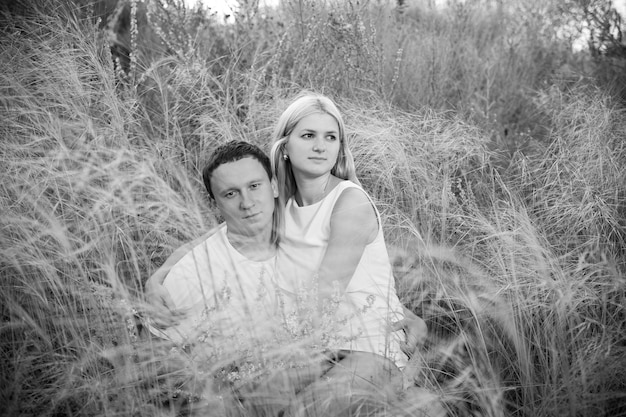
[269,92,359,209]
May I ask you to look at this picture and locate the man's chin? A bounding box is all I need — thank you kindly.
[235,220,272,235]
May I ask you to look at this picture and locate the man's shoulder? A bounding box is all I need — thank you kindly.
[163,224,228,281]
[190,223,227,250]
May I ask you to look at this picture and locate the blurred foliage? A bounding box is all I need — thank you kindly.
[556,0,625,57]
[55,0,622,158]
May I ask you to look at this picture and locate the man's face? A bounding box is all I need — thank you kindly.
[209,157,277,238]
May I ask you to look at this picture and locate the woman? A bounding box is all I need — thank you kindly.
[270,93,409,367]
[269,93,411,412]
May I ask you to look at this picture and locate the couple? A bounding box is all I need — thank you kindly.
[147,93,427,416]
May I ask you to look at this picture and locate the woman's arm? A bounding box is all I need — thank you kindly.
[316,187,378,301]
[317,191,428,355]
[392,307,428,357]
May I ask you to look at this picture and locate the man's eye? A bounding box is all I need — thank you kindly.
[250,183,260,189]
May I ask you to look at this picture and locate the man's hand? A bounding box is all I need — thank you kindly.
[393,308,428,358]
[144,271,179,329]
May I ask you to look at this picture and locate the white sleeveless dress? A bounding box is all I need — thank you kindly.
[277,181,407,367]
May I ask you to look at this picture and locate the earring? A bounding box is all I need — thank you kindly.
[283,154,289,161]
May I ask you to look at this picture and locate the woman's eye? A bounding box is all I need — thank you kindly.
[224,191,236,198]
[326,135,337,141]
[302,133,314,139]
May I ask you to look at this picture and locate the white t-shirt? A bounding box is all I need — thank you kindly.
[276,181,408,367]
[153,224,279,346]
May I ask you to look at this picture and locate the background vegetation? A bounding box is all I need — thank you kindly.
[1,0,625,415]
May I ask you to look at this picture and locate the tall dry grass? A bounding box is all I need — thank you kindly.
[0,8,219,415]
[1,0,625,416]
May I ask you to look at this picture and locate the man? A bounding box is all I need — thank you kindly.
[147,141,280,346]
[146,141,428,416]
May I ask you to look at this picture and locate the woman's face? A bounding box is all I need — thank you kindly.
[285,112,341,179]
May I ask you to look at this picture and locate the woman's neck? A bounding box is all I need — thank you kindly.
[294,173,338,206]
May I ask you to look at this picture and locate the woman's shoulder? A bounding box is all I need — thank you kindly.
[335,187,372,213]
[334,179,362,192]
[329,182,379,241]
[332,180,370,204]
[332,182,376,220]
[326,179,365,202]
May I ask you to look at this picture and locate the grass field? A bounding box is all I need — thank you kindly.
[1,0,625,416]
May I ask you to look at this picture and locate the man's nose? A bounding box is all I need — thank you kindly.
[240,191,255,209]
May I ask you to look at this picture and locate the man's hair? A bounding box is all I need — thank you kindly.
[202,141,272,199]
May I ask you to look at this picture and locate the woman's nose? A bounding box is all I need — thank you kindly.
[312,136,325,152]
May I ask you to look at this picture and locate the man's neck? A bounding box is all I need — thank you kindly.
[226,227,275,261]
